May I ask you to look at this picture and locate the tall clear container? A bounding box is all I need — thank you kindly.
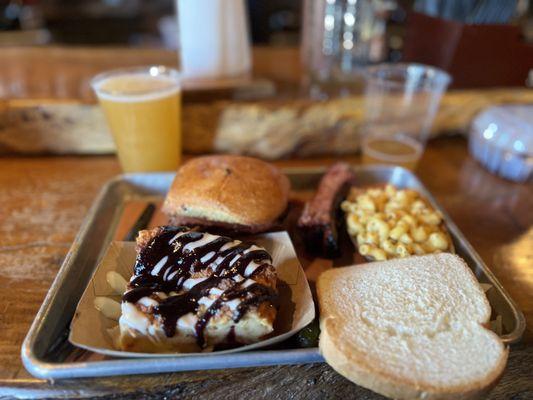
[301,0,390,98]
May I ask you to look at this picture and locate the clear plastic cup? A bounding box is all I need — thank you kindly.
[361,63,451,170]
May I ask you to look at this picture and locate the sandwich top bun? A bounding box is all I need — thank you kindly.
[163,155,290,232]
[317,253,508,400]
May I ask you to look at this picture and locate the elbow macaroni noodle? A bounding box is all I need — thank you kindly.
[342,184,452,261]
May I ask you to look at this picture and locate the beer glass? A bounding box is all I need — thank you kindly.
[92,66,181,172]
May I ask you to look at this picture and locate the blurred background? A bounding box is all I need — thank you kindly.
[1,0,532,88]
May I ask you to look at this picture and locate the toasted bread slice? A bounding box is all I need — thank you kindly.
[317,253,508,400]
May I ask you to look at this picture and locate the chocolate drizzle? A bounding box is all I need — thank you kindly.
[122,226,277,348]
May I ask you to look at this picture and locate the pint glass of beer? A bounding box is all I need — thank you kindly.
[91,66,181,172]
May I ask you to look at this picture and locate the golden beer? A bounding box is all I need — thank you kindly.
[361,135,423,171]
[92,67,181,172]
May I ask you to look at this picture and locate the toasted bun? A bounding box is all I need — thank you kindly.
[317,253,508,400]
[163,155,290,229]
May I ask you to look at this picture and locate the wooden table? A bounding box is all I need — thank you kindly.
[0,138,532,398]
[0,46,532,398]
[0,46,300,101]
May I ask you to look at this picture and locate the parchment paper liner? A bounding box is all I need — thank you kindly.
[69,231,315,358]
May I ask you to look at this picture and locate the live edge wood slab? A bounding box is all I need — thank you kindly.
[0,137,532,399]
[2,88,533,158]
[2,46,533,159]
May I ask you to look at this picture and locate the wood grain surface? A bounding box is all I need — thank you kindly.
[2,46,533,159]
[0,137,532,398]
[2,46,532,159]
[4,88,533,158]
[0,46,290,102]
[1,45,532,399]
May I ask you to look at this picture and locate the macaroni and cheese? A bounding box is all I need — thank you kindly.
[342,184,453,261]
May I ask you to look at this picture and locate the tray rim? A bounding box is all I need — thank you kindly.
[20,172,324,380]
[21,165,526,379]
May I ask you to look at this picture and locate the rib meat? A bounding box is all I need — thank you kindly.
[297,162,356,258]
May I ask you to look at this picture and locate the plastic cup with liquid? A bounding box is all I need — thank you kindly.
[361,63,451,170]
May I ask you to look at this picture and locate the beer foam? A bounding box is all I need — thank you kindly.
[94,73,180,103]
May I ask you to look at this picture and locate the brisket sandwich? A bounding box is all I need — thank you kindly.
[163,155,290,234]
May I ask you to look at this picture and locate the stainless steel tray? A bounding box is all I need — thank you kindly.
[21,166,525,379]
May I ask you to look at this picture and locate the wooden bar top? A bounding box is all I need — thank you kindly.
[0,46,532,398]
[0,137,532,398]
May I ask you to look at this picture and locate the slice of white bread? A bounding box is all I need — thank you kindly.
[317,253,508,400]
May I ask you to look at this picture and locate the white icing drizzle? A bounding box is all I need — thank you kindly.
[183,233,220,252]
[229,254,241,267]
[244,260,262,277]
[242,279,256,288]
[211,255,227,267]
[198,296,216,309]
[209,288,223,296]
[182,276,208,289]
[200,251,216,263]
[163,266,173,280]
[151,255,168,276]
[167,270,179,281]
[168,230,189,244]
[220,240,241,252]
[243,245,262,254]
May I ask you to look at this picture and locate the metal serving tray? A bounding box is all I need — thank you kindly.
[21,166,525,379]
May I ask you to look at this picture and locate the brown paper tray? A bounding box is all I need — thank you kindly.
[69,234,315,358]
